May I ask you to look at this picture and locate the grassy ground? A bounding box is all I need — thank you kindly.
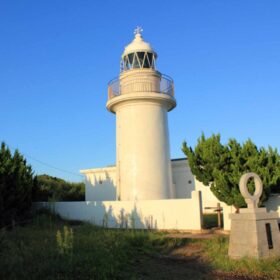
[0,211,279,279]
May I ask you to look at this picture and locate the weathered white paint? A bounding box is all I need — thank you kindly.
[35,191,203,230]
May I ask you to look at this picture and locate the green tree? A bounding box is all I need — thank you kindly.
[34,174,85,202]
[182,134,280,210]
[0,142,37,227]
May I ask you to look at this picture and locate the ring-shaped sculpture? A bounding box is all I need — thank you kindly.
[239,173,263,209]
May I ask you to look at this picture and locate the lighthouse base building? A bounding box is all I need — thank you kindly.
[80,158,219,211]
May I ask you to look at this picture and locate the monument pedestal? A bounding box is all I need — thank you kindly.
[229,208,280,259]
[228,173,280,259]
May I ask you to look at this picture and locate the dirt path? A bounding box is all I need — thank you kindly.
[166,228,229,240]
[126,234,269,280]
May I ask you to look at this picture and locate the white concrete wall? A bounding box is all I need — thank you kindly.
[171,159,195,198]
[171,159,220,212]
[81,166,117,201]
[222,203,235,231]
[80,159,220,213]
[194,179,220,212]
[264,194,280,214]
[35,191,202,231]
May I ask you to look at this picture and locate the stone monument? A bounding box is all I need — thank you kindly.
[228,172,280,259]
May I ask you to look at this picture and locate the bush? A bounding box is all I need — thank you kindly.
[34,174,85,202]
[0,142,37,227]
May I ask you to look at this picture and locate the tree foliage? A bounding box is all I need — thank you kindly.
[34,174,85,202]
[182,134,280,209]
[0,142,37,227]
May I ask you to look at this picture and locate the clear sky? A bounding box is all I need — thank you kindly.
[1,1,280,182]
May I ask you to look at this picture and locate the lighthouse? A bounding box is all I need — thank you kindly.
[106,27,176,201]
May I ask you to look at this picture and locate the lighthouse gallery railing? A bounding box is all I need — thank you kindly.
[108,74,174,100]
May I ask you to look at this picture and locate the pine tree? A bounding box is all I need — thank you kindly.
[182,134,280,210]
[0,142,36,227]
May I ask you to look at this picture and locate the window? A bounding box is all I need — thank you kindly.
[137,52,145,67]
[133,53,140,68]
[121,52,156,71]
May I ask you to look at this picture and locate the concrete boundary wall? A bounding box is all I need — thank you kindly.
[34,191,202,231]
[222,195,280,231]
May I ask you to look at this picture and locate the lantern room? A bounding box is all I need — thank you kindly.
[120,27,157,72]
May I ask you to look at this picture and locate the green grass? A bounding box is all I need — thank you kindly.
[1,211,280,279]
[0,211,169,280]
[200,236,280,278]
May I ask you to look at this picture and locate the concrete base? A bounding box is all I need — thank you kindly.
[228,208,280,259]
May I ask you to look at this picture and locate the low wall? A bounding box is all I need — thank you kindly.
[222,195,280,231]
[264,194,280,214]
[34,191,203,231]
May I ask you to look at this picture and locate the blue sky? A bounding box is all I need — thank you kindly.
[1,1,279,182]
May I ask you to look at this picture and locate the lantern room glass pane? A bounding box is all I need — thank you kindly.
[123,56,129,70]
[137,52,145,67]
[128,53,134,69]
[133,53,140,68]
[147,53,154,69]
[121,52,156,71]
[143,53,150,68]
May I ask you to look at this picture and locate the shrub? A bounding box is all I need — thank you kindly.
[0,142,37,227]
[34,174,85,202]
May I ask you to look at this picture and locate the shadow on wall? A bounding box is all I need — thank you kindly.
[45,200,156,230]
[101,204,154,230]
[37,191,203,230]
[86,171,116,201]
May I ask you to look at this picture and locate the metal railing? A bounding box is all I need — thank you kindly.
[108,74,174,100]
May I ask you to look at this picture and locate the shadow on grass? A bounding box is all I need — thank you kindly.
[123,237,213,280]
[1,211,277,280]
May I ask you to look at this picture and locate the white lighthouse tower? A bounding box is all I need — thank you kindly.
[107,28,176,201]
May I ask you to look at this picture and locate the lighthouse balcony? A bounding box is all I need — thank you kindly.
[108,74,174,100]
